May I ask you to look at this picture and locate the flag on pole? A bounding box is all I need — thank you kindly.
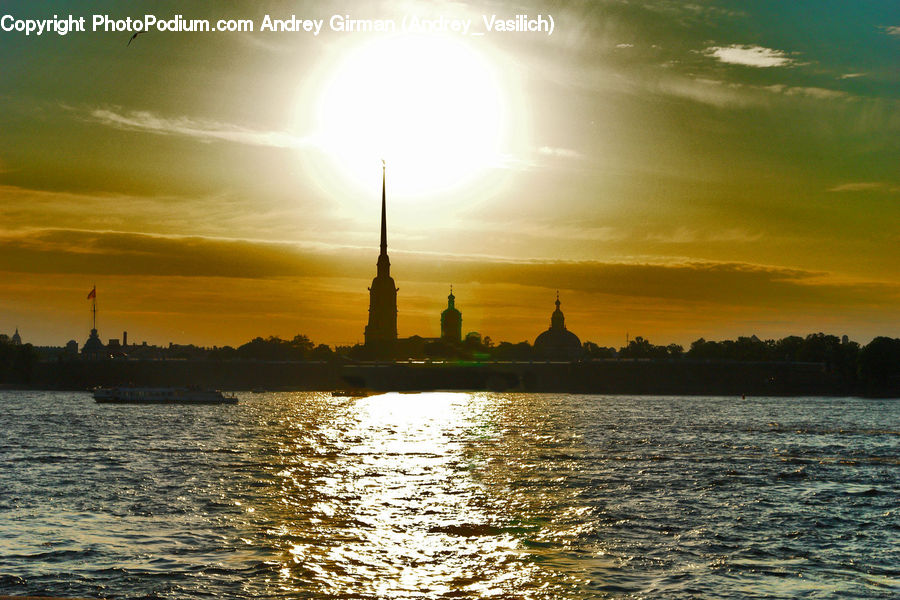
[87,286,96,300]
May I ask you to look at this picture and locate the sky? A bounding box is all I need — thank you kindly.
[1,0,898,349]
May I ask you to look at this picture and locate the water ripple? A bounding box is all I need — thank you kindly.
[0,392,897,598]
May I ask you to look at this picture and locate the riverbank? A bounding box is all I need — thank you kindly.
[14,358,897,397]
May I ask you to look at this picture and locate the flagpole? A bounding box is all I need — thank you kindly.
[92,285,96,331]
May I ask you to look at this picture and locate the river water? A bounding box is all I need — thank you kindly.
[1,392,897,599]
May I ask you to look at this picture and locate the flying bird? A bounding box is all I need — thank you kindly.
[127,32,141,46]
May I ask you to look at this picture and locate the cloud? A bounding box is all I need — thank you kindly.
[1,228,896,311]
[828,182,898,193]
[883,26,900,36]
[763,84,847,99]
[86,107,314,149]
[537,146,585,160]
[652,75,851,108]
[705,44,793,67]
[644,227,762,244]
[653,76,757,107]
[0,228,360,280]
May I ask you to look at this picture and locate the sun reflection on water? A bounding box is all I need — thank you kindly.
[254,391,558,597]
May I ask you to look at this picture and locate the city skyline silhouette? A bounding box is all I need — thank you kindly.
[0,1,898,350]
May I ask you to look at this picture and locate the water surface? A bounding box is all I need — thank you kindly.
[1,392,897,598]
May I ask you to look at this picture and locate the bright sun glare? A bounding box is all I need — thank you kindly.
[307,34,510,198]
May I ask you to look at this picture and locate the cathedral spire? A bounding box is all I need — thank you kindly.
[376,160,391,278]
[365,159,398,353]
[380,159,387,257]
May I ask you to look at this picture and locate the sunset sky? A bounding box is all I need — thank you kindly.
[1,0,898,349]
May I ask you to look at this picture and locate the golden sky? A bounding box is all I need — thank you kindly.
[1,0,898,348]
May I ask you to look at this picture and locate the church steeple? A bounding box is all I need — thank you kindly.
[365,160,398,354]
[376,160,390,278]
[441,285,462,343]
[380,159,387,257]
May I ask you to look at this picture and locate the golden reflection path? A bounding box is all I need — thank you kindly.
[244,392,585,598]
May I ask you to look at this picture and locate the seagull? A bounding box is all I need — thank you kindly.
[127,32,141,46]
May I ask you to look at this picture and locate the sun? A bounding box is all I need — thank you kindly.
[303,34,511,199]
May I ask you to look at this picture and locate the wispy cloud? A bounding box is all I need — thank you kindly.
[2,228,897,310]
[763,84,847,99]
[653,76,756,107]
[828,182,899,193]
[644,227,763,244]
[537,146,585,160]
[882,26,900,36]
[87,107,314,149]
[705,44,794,67]
[654,74,852,107]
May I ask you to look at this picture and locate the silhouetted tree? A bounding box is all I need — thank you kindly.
[492,341,534,361]
[310,344,334,361]
[0,340,38,383]
[208,345,237,360]
[619,336,669,359]
[583,341,616,359]
[462,333,493,359]
[858,337,900,393]
[775,336,804,361]
[235,335,316,361]
[666,344,684,359]
[291,334,314,355]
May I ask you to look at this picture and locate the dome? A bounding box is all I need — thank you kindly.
[82,328,106,358]
[533,293,583,360]
[534,328,582,360]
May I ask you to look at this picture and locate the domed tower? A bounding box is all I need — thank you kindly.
[82,286,106,359]
[364,162,398,356]
[11,328,21,345]
[440,286,462,344]
[533,292,583,360]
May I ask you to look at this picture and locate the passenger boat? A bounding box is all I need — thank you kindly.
[93,386,237,404]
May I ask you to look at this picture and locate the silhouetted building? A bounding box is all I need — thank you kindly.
[82,285,105,359]
[107,338,125,358]
[396,335,438,359]
[82,328,105,359]
[364,162,398,356]
[441,286,462,343]
[11,328,21,345]
[533,292,583,360]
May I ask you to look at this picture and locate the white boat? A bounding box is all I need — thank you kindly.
[93,386,237,404]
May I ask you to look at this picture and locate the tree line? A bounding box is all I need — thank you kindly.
[1,331,897,392]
